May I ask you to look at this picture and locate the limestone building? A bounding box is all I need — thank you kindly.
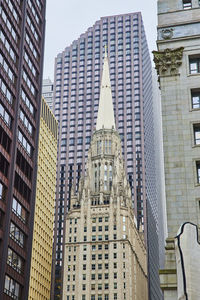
[154,0,200,298]
[28,98,57,300]
[62,52,148,300]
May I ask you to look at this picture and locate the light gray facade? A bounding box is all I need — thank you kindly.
[42,78,54,111]
[154,0,200,298]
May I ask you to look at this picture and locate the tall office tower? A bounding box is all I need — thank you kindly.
[28,98,57,300]
[0,0,46,299]
[42,78,54,111]
[52,12,162,299]
[154,0,200,298]
[62,51,148,300]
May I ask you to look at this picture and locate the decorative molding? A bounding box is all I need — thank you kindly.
[161,28,174,40]
[153,47,184,78]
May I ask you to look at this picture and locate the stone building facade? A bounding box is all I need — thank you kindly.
[62,52,148,300]
[154,0,200,298]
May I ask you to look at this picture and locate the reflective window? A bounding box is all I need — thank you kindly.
[183,0,192,9]
[0,7,18,42]
[0,78,14,104]
[18,129,32,156]
[21,89,34,115]
[0,53,15,82]
[10,222,25,247]
[4,275,21,299]
[194,124,200,145]
[189,57,200,74]
[19,109,33,135]
[191,90,200,109]
[0,30,16,62]
[0,102,12,128]
[7,248,23,274]
[12,197,27,223]
[197,161,200,183]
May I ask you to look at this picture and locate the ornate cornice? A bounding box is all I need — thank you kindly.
[153,47,184,78]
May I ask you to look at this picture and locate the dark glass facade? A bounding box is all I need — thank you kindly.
[0,0,46,299]
[52,13,162,300]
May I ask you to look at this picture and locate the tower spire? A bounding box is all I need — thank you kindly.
[96,48,115,130]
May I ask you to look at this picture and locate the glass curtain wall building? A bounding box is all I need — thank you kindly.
[52,12,162,300]
[0,0,46,299]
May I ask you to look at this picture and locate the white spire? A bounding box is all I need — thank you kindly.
[96,47,115,131]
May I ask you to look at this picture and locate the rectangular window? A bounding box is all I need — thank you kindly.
[189,56,200,74]
[18,130,32,156]
[12,197,27,223]
[194,124,200,145]
[0,30,16,62]
[10,222,25,247]
[21,89,34,115]
[0,182,6,201]
[0,53,15,83]
[0,102,12,128]
[4,275,20,299]
[0,78,14,104]
[197,161,200,183]
[191,90,200,109]
[7,248,23,274]
[19,109,33,135]
[183,0,192,9]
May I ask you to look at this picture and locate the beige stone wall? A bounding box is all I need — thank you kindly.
[157,31,200,238]
[62,129,147,300]
[156,1,200,299]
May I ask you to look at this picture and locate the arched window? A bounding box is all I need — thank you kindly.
[104,163,112,191]
[104,164,108,191]
[97,140,102,155]
[94,163,101,192]
[109,165,112,191]
[105,140,112,154]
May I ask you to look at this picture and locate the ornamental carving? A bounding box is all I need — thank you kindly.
[153,47,184,77]
[161,28,174,40]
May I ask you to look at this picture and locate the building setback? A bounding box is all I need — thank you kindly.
[62,52,148,300]
[154,0,200,298]
[28,98,57,300]
[0,0,46,299]
[42,78,54,111]
[52,12,162,300]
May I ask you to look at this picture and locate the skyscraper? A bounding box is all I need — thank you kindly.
[154,0,200,298]
[42,78,54,111]
[62,51,148,300]
[52,12,162,299]
[28,98,57,300]
[0,0,46,299]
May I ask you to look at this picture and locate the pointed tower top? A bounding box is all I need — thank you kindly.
[96,50,115,131]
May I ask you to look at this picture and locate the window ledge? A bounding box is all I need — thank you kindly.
[188,73,200,77]
[190,108,200,112]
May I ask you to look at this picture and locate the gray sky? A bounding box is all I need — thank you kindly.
[43,0,157,80]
